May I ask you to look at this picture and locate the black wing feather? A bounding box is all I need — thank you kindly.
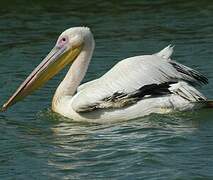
[77,82,174,112]
[170,61,208,85]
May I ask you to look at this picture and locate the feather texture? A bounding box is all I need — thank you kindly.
[71,46,208,113]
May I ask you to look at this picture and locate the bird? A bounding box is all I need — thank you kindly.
[1,27,212,123]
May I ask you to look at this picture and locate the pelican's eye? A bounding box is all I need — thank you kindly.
[58,36,69,47]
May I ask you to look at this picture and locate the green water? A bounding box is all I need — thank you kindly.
[0,0,213,179]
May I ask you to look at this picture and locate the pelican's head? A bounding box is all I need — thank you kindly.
[2,27,92,111]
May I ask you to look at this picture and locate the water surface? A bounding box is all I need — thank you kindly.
[0,0,213,179]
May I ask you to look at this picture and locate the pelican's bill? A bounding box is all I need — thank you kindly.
[2,44,82,111]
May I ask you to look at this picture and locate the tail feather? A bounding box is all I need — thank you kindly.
[204,100,213,108]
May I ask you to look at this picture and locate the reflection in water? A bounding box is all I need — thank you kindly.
[39,110,205,178]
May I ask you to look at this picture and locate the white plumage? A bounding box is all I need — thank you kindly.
[71,46,205,112]
[50,27,208,122]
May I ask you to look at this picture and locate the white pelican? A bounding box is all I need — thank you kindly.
[2,27,213,122]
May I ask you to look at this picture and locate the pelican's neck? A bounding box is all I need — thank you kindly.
[52,34,95,108]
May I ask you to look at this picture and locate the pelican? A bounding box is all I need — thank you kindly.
[2,27,212,122]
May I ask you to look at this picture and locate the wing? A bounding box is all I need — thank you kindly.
[71,46,208,112]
